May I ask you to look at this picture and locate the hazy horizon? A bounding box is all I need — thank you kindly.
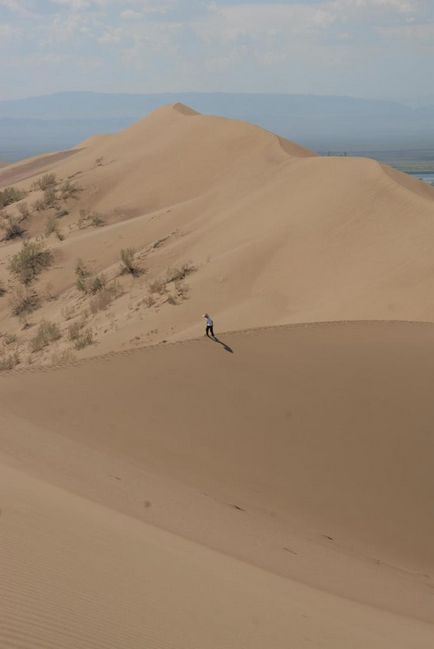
[1,1,433,104]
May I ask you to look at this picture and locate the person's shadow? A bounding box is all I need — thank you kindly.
[209,335,234,354]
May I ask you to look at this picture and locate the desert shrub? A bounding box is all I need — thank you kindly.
[1,215,25,240]
[45,216,64,241]
[68,321,83,341]
[95,157,104,167]
[89,283,120,314]
[148,278,167,295]
[9,241,53,284]
[91,213,105,227]
[9,286,39,316]
[30,320,61,353]
[0,351,19,371]
[73,327,93,350]
[0,280,6,297]
[120,248,138,275]
[75,258,91,292]
[88,273,106,294]
[56,208,69,218]
[43,187,58,208]
[78,209,105,229]
[60,179,80,200]
[166,261,196,284]
[17,202,30,219]
[37,173,57,191]
[0,186,26,209]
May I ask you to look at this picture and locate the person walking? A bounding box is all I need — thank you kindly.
[203,313,215,338]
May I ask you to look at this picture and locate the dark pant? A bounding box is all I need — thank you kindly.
[206,325,215,337]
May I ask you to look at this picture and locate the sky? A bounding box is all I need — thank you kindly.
[0,0,433,103]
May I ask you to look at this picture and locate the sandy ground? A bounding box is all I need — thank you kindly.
[1,106,434,647]
[1,321,434,647]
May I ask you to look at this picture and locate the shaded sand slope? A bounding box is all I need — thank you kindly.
[1,321,434,646]
[3,462,433,649]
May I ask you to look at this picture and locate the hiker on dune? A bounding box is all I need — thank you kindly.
[203,313,215,338]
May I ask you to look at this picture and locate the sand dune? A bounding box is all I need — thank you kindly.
[1,103,434,366]
[1,105,434,647]
[1,321,434,647]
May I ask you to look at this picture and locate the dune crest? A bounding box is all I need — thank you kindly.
[0,104,433,368]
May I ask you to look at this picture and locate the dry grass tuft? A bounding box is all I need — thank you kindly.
[0,350,19,371]
[68,320,94,350]
[120,248,140,275]
[0,186,27,209]
[166,261,196,283]
[1,214,25,240]
[45,215,64,241]
[9,286,39,316]
[89,282,121,314]
[30,321,61,353]
[36,173,57,191]
[9,240,53,284]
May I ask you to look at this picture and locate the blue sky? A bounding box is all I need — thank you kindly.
[0,0,433,102]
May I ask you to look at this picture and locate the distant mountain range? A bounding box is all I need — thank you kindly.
[1,92,434,162]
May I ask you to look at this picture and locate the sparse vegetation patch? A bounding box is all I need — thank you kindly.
[78,209,105,229]
[1,215,25,241]
[68,321,94,350]
[36,173,57,191]
[166,261,196,283]
[0,186,26,209]
[45,215,64,241]
[120,248,139,275]
[60,179,81,200]
[89,283,120,314]
[30,321,61,353]
[0,351,19,371]
[9,286,39,316]
[9,241,53,284]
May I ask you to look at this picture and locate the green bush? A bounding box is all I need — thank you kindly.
[9,241,53,285]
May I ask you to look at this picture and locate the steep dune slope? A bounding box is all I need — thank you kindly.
[0,104,434,368]
[1,322,434,626]
[1,322,434,648]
